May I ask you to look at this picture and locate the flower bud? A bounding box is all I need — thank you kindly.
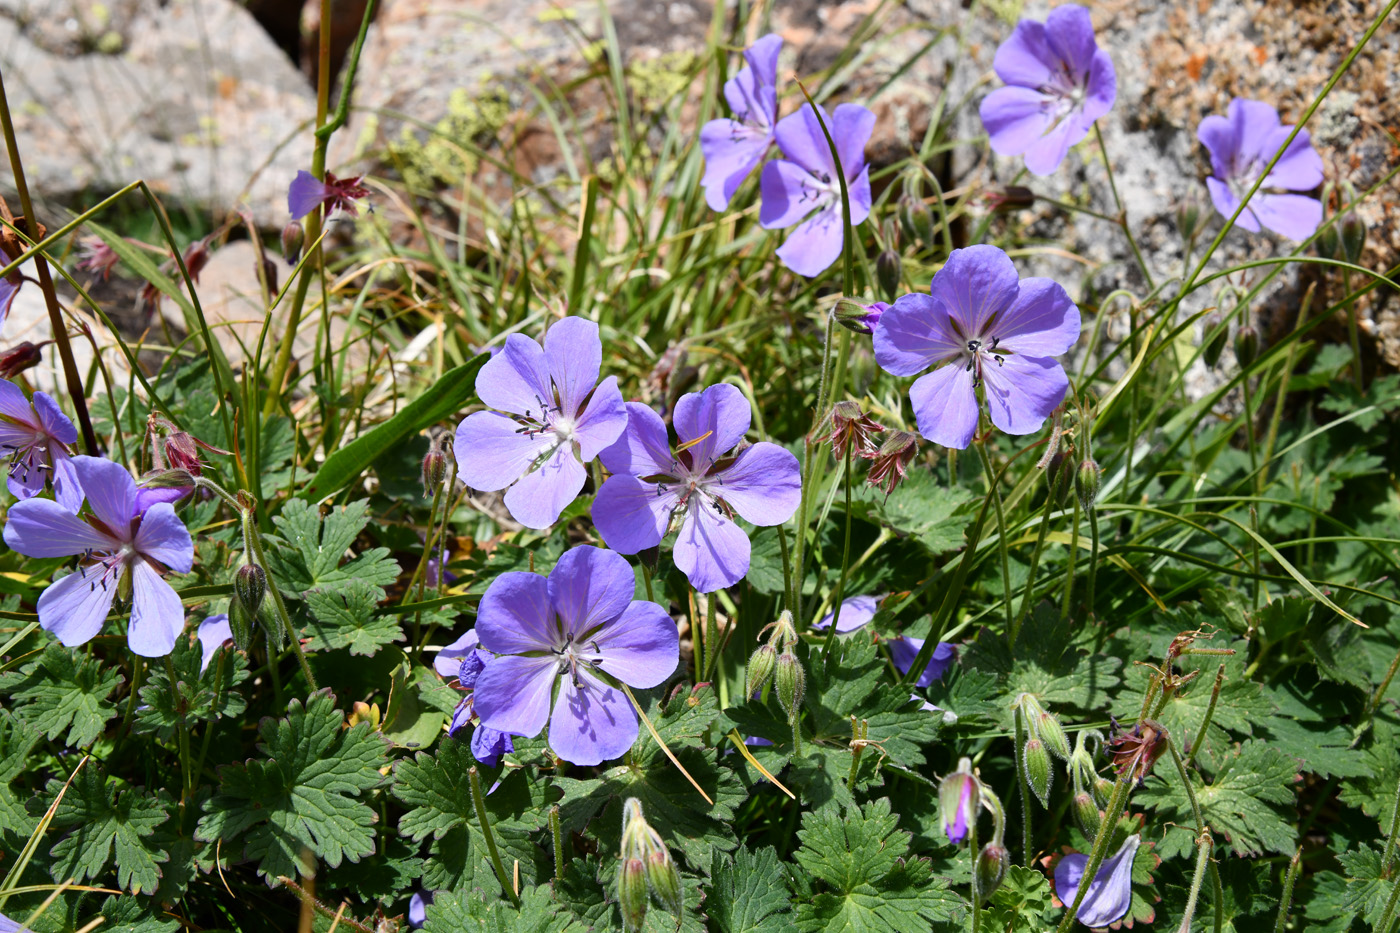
[775,650,805,723]
[985,186,1035,213]
[834,299,888,336]
[1036,709,1072,761]
[139,468,196,490]
[1175,193,1205,242]
[260,256,279,302]
[182,238,211,285]
[1234,324,1259,369]
[1023,737,1052,806]
[1340,212,1366,265]
[876,249,901,302]
[1046,449,1074,510]
[939,759,979,845]
[1093,776,1115,807]
[746,643,776,698]
[1073,791,1101,838]
[0,340,49,380]
[235,563,267,619]
[227,598,255,652]
[645,848,683,914]
[974,844,1009,902]
[1201,312,1228,368]
[282,220,305,265]
[1317,222,1342,261]
[618,857,648,932]
[898,193,934,247]
[421,448,448,497]
[1075,458,1101,512]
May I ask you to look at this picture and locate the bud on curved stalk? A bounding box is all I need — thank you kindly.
[1339,212,1366,265]
[0,340,49,379]
[618,857,648,932]
[1201,312,1228,368]
[746,644,776,698]
[1036,709,1072,761]
[1023,737,1052,806]
[1075,458,1101,512]
[898,193,934,247]
[834,299,888,337]
[1073,791,1102,838]
[1234,325,1259,369]
[939,758,980,845]
[975,844,1009,902]
[282,220,305,266]
[775,650,805,723]
[1046,450,1074,510]
[1093,776,1115,807]
[645,848,683,915]
[876,249,901,302]
[235,564,267,619]
[182,238,211,284]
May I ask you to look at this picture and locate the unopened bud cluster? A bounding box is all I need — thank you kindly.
[747,611,805,725]
[617,798,683,931]
[1068,728,1107,837]
[1015,693,1072,806]
[939,758,1009,902]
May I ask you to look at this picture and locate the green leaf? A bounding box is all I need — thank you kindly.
[1336,844,1398,928]
[1137,740,1298,858]
[87,893,182,933]
[0,711,39,835]
[1155,652,1273,773]
[709,845,793,933]
[195,689,390,882]
[1337,720,1400,833]
[422,885,586,933]
[133,628,249,739]
[985,865,1055,931]
[791,798,965,932]
[45,764,171,894]
[299,354,489,500]
[961,603,1122,714]
[855,468,973,556]
[304,580,404,655]
[0,643,123,747]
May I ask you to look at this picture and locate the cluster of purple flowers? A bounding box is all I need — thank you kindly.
[700,34,875,277]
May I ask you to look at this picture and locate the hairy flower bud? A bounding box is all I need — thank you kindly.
[618,857,648,932]
[0,340,49,380]
[898,193,934,247]
[421,448,448,497]
[282,220,305,266]
[746,643,776,698]
[1036,709,1072,761]
[876,249,901,302]
[227,599,255,652]
[1234,324,1259,369]
[1073,791,1102,838]
[1046,449,1074,510]
[1023,737,1052,806]
[645,848,683,914]
[235,563,267,620]
[975,844,1009,902]
[775,650,805,723]
[1317,222,1342,261]
[1175,195,1203,242]
[1075,458,1101,512]
[1093,776,1115,807]
[1340,212,1366,265]
[1201,313,1228,368]
[939,759,979,845]
[835,298,888,336]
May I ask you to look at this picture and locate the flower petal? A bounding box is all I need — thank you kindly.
[434,629,481,678]
[759,159,826,231]
[832,103,875,181]
[873,292,963,377]
[133,502,194,573]
[909,363,980,450]
[1204,176,1262,233]
[37,566,116,648]
[700,120,772,211]
[590,600,678,688]
[0,379,33,423]
[673,383,750,468]
[477,571,557,653]
[599,401,674,477]
[454,410,554,492]
[1044,4,1099,80]
[1261,126,1323,191]
[929,245,1021,338]
[774,103,839,176]
[3,497,114,557]
[712,441,800,526]
[474,332,553,417]
[473,654,559,739]
[72,456,137,536]
[815,594,880,633]
[981,85,1058,159]
[732,33,782,118]
[543,317,603,419]
[547,668,637,766]
[548,545,638,637]
[776,204,845,278]
[51,451,84,513]
[673,498,751,593]
[128,560,185,657]
[1022,111,1081,176]
[1082,50,1117,123]
[593,474,676,554]
[992,19,1056,88]
[31,391,77,446]
[571,375,628,463]
[198,614,233,673]
[1252,193,1322,241]
[470,725,515,767]
[888,636,956,687]
[1059,834,1141,928]
[1230,97,1282,166]
[993,277,1080,357]
[981,353,1069,436]
[502,443,586,529]
[1197,114,1238,181]
[288,170,327,220]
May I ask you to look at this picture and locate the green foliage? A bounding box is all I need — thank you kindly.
[422,885,585,933]
[42,763,171,894]
[134,630,249,739]
[195,690,390,882]
[0,643,123,748]
[985,865,1055,931]
[962,603,1122,714]
[709,845,793,933]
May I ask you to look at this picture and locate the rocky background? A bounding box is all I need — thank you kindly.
[2,0,1395,375]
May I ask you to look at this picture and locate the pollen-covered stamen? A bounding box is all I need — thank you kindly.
[962,335,1008,388]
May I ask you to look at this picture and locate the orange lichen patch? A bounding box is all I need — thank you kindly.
[1251,45,1268,65]
[1185,52,1207,81]
[218,75,238,100]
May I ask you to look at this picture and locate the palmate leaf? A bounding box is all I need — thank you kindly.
[0,711,39,835]
[195,689,390,882]
[422,884,585,933]
[1155,652,1273,774]
[709,845,792,933]
[791,798,965,933]
[42,764,172,894]
[1257,680,1371,781]
[854,467,974,556]
[985,866,1055,932]
[961,603,1121,715]
[0,643,123,748]
[134,628,249,739]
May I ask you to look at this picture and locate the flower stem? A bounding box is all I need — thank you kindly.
[1185,664,1225,770]
[1013,485,1056,642]
[1014,706,1032,865]
[973,440,1014,636]
[1272,848,1302,933]
[969,806,983,933]
[823,450,855,656]
[1093,122,1155,290]
[242,506,318,690]
[1061,497,1080,622]
[469,765,519,906]
[1174,827,1214,933]
[166,655,193,805]
[1085,504,1100,620]
[1381,768,1400,874]
[1343,268,1365,391]
[549,805,566,882]
[1053,775,1130,933]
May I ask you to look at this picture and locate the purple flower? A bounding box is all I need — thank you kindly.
[454,318,627,529]
[0,379,82,511]
[910,694,941,713]
[438,630,516,765]
[593,383,801,593]
[287,170,370,221]
[874,245,1079,450]
[197,614,233,673]
[434,628,487,680]
[2,456,194,657]
[700,34,782,211]
[978,4,1117,176]
[939,763,979,844]
[472,546,679,765]
[759,102,875,277]
[76,236,121,280]
[0,912,32,933]
[1197,98,1323,240]
[1054,834,1140,927]
[470,724,515,767]
[407,892,432,930]
[813,594,880,633]
[887,635,957,688]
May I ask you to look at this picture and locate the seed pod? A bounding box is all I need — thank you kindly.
[939,761,979,845]
[1073,791,1102,838]
[1234,324,1259,369]
[1340,212,1366,265]
[876,249,901,302]
[1023,737,1053,806]
[1201,313,1228,368]
[774,650,805,723]
[281,220,305,266]
[975,844,1009,902]
[1036,709,1072,761]
[645,848,683,914]
[745,643,777,698]
[1075,458,1101,512]
[235,564,267,620]
[618,857,649,932]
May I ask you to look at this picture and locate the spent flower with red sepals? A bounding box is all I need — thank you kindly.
[288,170,371,221]
[825,400,885,460]
[0,341,50,380]
[865,430,919,497]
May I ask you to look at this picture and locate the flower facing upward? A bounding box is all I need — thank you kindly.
[3,456,194,657]
[0,379,82,511]
[472,547,679,765]
[1054,834,1140,928]
[700,34,782,211]
[287,170,370,221]
[759,102,875,277]
[592,383,801,593]
[1197,98,1323,240]
[874,245,1080,450]
[453,317,627,529]
[978,4,1117,176]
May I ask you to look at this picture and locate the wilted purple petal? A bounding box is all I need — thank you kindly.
[0,278,19,326]
[1055,834,1140,927]
[197,614,234,673]
[434,629,481,678]
[673,497,751,593]
[547,670,636,766]
[814,594,880,633]
[288,170,328,220]
[888,636,956,688]
[471,724,515,767]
